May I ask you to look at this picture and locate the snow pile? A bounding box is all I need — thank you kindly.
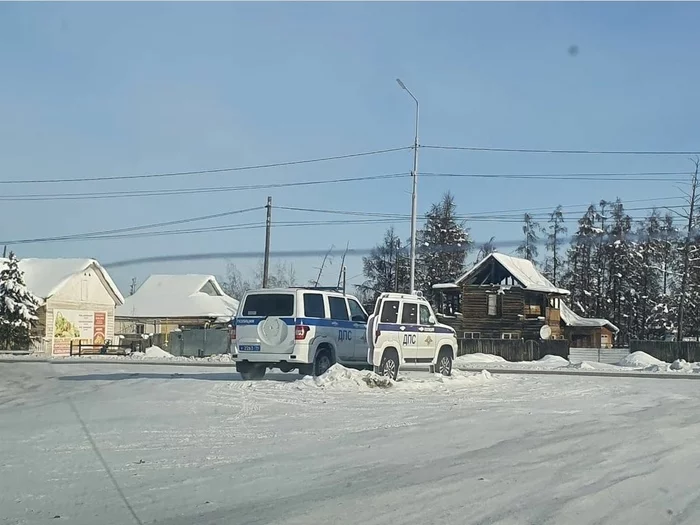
[201,353,235,363]
[144,346,174,358]
[454,353,507,365]
[617,351,664,368]
[567,361,596,370]
[536,355,570,367]
[434,369,493,383]
[299,365,394,391]
[393,369,496,392]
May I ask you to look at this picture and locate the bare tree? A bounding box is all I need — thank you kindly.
[545,206,567,285]
[476,237,497,262]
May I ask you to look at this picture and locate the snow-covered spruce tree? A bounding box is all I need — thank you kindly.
[562,205,599,316]
[415,192,471,302]
[0,252,40,350]
[360,226,410,301]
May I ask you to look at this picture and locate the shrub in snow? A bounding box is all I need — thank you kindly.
[0,252,40,351]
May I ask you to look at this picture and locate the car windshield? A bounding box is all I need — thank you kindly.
[241,294,294,317]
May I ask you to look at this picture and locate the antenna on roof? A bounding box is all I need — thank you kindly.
[337,242,349,289]
[312,245,334,287]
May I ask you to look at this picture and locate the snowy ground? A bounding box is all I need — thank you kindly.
[3,362,700,524]
[6,348,700,377]
[455,351,700,375]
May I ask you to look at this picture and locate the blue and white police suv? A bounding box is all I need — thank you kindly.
[232,287,369,380]
[366,292,458,380]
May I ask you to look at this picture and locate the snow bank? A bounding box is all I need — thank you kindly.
[536,355,570,366]
[454,353,507,365]
[567,361,597,370]
[144,346,174,358]
[298,365,497,392]
[299,365,394,390]
[617,351,664,368]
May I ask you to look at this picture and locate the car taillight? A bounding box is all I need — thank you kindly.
[231,325,236,340]
[295,325,310,340]
[374,329,381,343]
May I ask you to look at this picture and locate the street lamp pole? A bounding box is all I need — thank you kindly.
[396,78,419,294]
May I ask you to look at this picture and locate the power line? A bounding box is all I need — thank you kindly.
[422,145,700,156]
[0,206,263,245]
[102,229,685,269]
[2,169,692,202]
[0,173,409,202]
[277,202,688,221]
[3,211,680,247]
[422,172,690,182]
[0,146,412,185]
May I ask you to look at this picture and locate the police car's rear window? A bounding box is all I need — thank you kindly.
[241,294,294,317]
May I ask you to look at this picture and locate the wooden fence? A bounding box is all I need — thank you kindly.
[630,340,700,362]
[457,338,569,362]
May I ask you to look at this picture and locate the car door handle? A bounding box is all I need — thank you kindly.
[399,326,406,331]
[331,321,338,326]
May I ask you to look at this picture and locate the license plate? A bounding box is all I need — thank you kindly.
[239,344,261,352]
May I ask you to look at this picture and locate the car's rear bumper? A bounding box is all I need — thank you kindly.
[233,344,313,364]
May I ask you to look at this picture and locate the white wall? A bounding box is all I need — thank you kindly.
[43,266,118,354]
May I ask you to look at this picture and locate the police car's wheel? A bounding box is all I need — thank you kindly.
[437,349,453,377]
[379,351,399,381]
[314,349,334,376]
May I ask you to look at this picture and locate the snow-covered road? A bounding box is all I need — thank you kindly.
[2,362,700,525]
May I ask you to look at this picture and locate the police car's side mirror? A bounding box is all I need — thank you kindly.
[428,316,436,325]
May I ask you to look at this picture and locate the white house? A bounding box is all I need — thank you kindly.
[1,258,125,355]
[115,275,239,340]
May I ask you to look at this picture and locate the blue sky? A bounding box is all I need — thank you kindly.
[1,2,700,294]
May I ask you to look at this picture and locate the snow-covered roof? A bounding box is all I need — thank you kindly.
[432,283,460,290]
[455,253,570,295]
[560,301,620,333]
[1,257,124,306]
[116,274,239,320]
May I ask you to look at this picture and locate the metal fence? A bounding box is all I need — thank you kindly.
[568,347,630,365]
[457,338,569,361]
[154,328,231,357]
[630,340,700,363]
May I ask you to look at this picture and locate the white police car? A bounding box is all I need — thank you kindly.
[232,287,369,380]
[366,292,458,380]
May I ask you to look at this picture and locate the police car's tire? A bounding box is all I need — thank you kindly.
[437,348,453,377]
[313,348,334,376]
[378,349,399,381]
[239,364,266,380]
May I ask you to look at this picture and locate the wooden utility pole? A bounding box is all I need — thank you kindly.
[2,245,6,258]
[262,196,272,288]
[677,160,699,342]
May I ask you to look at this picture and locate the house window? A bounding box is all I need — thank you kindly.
[501,332,520,340]
[525,304,541,317]
[135,324,145,335]
[487,294,498,316]
[463,332,480,339]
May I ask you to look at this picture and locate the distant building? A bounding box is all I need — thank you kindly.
[115,274,239,347]
[1,258,125,355]
[433,253,618,347]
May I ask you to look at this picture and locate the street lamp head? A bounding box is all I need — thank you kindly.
[396,78,407,90]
